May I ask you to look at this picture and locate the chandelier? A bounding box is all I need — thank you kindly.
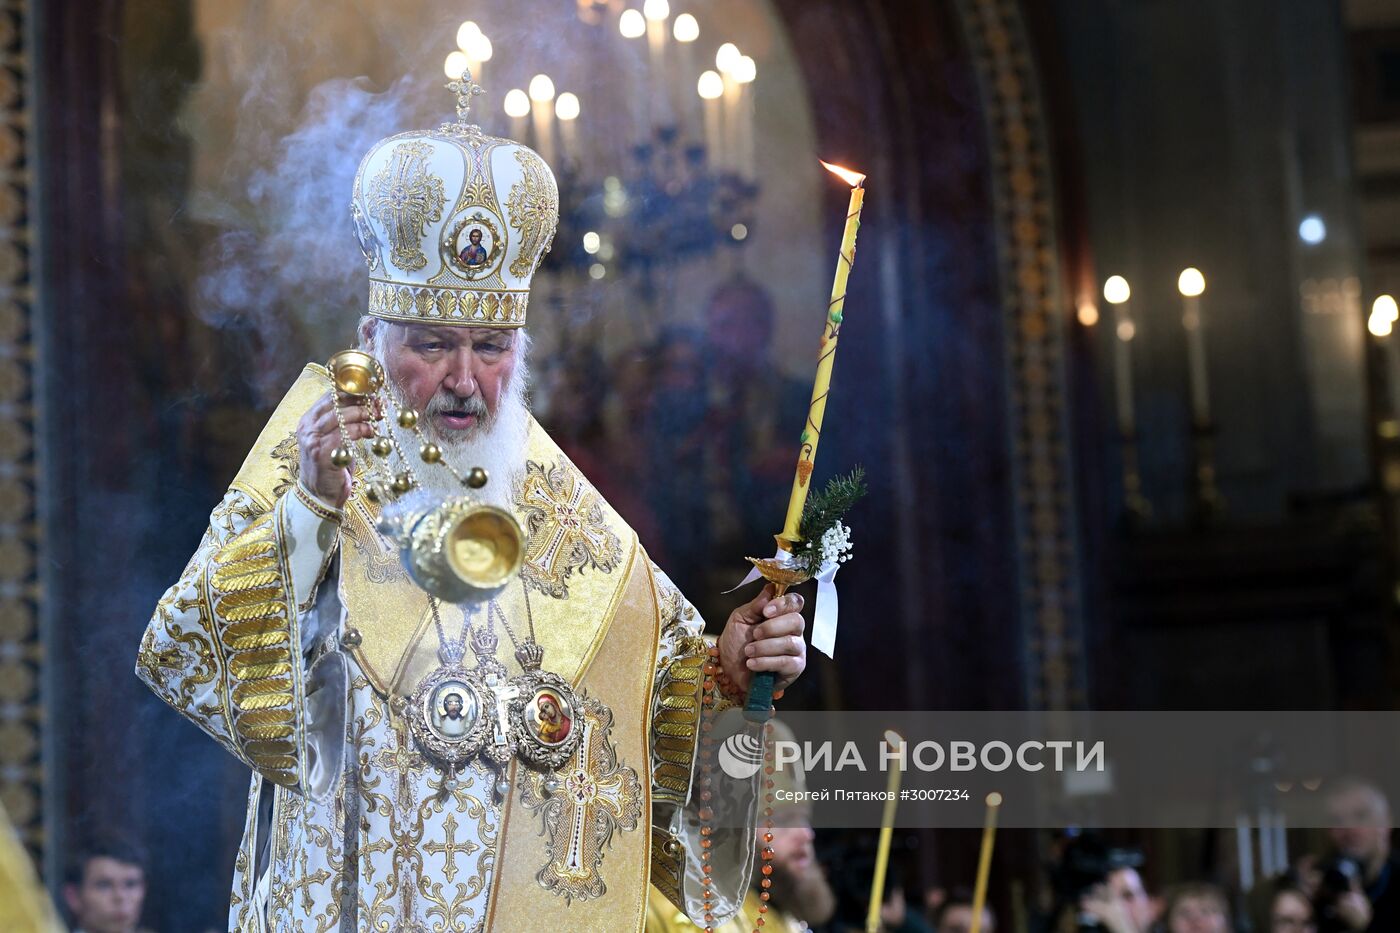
[442,6,761,291]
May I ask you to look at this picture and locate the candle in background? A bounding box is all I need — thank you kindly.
[528,74,556,168]
[503,89,530,146]
[865,731,905,933]
[778,160,867,547]
[1369,293,1398,338]
[456,21,492,91]
[715,42,741,173]
[1257,806,1277,877]
[673,13,700,136]
[698,70,723,160]
[733,54,757,177]
[555,92,580,163]
[1235,813,1255,893]
[1104,275,1136,436]
[968,793,1003,933]
[1270,811,1288,881]
[1178,267,1211,426]
[618,9,647,139]
[444,51,469,82]
[643,0,670,125]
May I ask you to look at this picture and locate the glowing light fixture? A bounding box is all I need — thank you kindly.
[503,89,531,118]
[1103,275,1131,305]
[643,0,670,21]
[715,42,741,73]
[619,9,646,38]
[1177,267,1205,297]
[463,32,493,62]
[733,55,756,83]
[673,13,699,42]
[1369,294,1398,338]
[456,21,481,49]
[1077,301,1099,327]
[444,51,470,80]
[1299,214,1326,245]
[555,92,580,121]
[583,232,601,254]
[697,70,723,100]
[528,74,556,103]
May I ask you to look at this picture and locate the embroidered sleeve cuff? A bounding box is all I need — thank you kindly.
[206,506,308,790]
[292,480,343,524]
[284,481,342,611]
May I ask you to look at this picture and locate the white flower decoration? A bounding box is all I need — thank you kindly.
[817,520,854,568]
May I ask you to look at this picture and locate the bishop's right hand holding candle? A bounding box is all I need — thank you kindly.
[717,584,809,698]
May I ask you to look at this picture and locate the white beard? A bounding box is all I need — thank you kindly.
[364,329,531,512]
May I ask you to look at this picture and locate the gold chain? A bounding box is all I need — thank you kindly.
[427,596,477,665]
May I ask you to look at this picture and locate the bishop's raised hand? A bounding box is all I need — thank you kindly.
[295,390,377,508]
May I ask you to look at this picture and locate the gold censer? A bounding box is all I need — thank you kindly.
[326,349,524,605]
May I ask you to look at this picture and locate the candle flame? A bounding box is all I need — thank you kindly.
[820,160,866,188]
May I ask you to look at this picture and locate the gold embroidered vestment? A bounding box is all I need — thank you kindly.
[136,364,750,933]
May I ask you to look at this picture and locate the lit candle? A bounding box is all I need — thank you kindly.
[673,14,699,134]
[1369,294,1398,338]
[716,43,741,173]
[444,51,469,82]
[643,0,670,125]
[555,92,580,163]
[455,21,491,91]
[1178,267,1210,426]
[778,161,866,548]
[968,792,1003,933]
[618,10,647,138]
[1103,275,1135,436]
[698,71,723,160]
[528,74,556,168]
[733,55,756,177]
[503,89,530,143]
[865,731,904,933]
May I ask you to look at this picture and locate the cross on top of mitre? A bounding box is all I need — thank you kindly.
[446,69,485,124]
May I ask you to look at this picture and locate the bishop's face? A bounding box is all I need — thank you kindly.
[377,322,519,441]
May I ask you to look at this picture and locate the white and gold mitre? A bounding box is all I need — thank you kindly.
[350,71,559,329]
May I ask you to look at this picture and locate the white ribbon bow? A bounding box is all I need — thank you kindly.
[726,549,840,659]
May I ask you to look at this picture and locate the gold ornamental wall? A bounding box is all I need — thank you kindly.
[955,0,1088,710]
[0,0,41,867]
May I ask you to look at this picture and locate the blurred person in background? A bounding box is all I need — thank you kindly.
[1318,777,1399,931]
[63,838,152,933]
[1270,886,1316,933]
[931,886,994,933]
[1162,884,1229,933]
[875,884,933,933]
[1046,833,1151,933]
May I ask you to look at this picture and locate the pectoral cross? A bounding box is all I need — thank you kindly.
[484,669,518,751]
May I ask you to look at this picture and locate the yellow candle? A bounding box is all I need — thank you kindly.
[969,792,1003,933]
[779,161,866,549]
[866,730,904,933]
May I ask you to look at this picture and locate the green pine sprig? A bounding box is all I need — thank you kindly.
[792,466,868,577]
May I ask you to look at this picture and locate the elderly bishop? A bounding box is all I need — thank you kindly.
[135,73,807,933]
